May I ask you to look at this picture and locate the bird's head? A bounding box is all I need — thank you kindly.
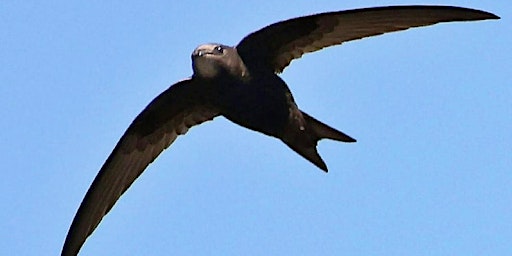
[192,43,248,79]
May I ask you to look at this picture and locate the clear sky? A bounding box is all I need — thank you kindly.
[1,1,510,255]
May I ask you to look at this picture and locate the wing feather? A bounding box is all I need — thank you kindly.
[62,78,219,256]
[236,5,499,73]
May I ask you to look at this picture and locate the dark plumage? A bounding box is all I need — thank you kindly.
[62,5,499,256]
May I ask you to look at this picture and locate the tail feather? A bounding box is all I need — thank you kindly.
[285,142,328,172]
[282,111,355,172]
[301,111,356,142]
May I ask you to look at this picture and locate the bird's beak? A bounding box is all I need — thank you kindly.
[193,49,203,57]
[192,49,209,58]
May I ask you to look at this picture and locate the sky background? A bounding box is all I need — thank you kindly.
[1,1,510,255]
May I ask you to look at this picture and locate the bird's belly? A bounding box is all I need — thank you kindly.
[219,85,290,138]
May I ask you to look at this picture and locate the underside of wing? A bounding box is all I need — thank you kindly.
[61,78,219,256]
[236,5,499,73]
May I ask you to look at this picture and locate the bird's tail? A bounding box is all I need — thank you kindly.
[283,111,355,172]
[301,111,356,143]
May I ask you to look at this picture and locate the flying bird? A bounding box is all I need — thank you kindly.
[62,5,499,256]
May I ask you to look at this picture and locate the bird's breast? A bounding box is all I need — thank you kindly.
[215,75,293,138]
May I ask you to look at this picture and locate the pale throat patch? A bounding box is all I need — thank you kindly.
[193,58,220,78]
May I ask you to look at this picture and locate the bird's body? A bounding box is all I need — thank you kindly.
[192,44,355,170]
[61,5,499,256]
[208,69,291,139]
[218,73,292,138]
[191,44,291,139]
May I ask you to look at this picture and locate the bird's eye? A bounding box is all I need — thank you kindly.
[215,46,224,54]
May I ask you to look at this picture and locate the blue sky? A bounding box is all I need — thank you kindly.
[1,1,510,255]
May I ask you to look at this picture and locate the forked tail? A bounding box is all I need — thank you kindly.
[283,111,355,172]
[301,112,356,143]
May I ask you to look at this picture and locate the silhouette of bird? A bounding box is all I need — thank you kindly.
[62,5,499,256]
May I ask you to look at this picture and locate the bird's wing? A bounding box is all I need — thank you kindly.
[236,5,499,73]
[62,78,219,256]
